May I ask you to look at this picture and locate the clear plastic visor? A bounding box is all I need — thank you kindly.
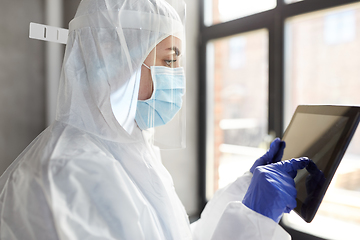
[136,35,186,149]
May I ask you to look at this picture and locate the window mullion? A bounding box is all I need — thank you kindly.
[268,10,285,138]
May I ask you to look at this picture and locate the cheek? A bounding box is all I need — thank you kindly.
[138,68,153,100]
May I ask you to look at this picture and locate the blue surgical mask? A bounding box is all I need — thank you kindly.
[135,64,185,130]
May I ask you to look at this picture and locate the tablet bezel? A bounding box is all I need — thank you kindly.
[281,105,360,223]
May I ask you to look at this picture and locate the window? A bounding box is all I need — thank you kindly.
[204,0,276,26]
[324,9,356,45]
[199,0,360,239]
[206,30,269,197]
[283,3,360,239]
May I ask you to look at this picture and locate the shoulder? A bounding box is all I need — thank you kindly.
[28,122,124,187]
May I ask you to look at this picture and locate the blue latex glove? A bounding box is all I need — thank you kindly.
[250,138,286,173]
[243,157,310,223]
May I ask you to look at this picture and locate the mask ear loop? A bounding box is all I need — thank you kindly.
[142,63,151,70]
[142,63,154,97]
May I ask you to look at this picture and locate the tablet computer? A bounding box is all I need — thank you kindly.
[281,105,360,223]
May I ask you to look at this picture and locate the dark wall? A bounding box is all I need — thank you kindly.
[64,0,81,27]
[0,0,81,175]
[0,0,46,175]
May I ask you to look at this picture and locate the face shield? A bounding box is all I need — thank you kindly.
[62,0,186,149]
[136,35,186,150]
[135,1,186,149]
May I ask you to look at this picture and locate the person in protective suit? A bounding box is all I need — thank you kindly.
[0,0,310,239]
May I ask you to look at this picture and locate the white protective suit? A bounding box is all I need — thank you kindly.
[0,0,290,239]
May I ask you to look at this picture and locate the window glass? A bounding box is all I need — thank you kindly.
[206,29,269,198]
[283,3,360,239]
[204,0,276,26]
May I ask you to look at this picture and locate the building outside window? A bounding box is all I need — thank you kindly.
[200,0,360,239]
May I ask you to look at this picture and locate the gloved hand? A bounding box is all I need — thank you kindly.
[243,157,310,223]
[250,138,286,173]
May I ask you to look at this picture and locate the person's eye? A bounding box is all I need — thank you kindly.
[165,59,176,67]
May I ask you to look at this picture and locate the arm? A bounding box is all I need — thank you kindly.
[191,171,290,240]
[192,139,290,240]
[191,172,252,240]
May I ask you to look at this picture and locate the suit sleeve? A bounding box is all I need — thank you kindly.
[191,172,291,240]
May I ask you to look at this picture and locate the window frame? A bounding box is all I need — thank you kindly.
[197,0,360,237]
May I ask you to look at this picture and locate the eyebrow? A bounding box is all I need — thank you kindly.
[167,47,181,57]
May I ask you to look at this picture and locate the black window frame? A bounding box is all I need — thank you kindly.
[197,0,360,238]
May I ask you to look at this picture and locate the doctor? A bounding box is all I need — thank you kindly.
[0,0,309,239]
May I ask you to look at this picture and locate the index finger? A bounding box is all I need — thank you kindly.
[288,157,310,171]
[276,157,310,178]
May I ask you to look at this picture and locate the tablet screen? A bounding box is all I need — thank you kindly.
[281,106,360,222]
